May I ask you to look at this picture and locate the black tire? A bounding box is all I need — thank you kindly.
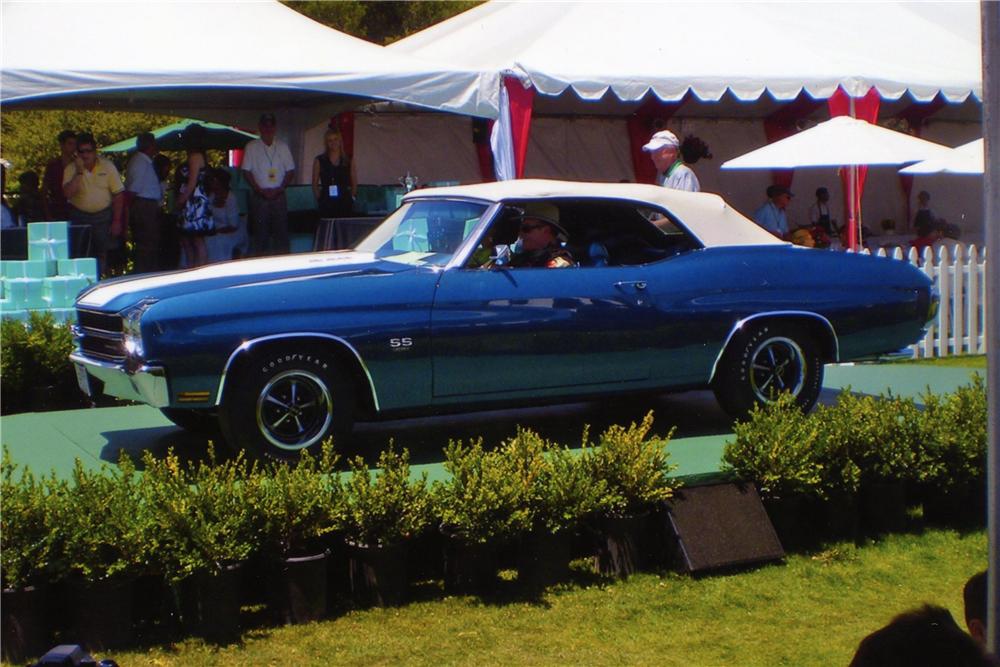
[160,407,221,437]
[712,322,823,420]
[218,345,356,461]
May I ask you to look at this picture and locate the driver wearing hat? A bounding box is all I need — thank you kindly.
[509,201,574,268]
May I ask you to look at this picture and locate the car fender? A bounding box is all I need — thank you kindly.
[216,332,380,413]
[708,311,840,384]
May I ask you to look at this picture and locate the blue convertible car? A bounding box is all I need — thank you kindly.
[71,180,937,460]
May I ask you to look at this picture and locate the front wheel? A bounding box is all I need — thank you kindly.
[712,322,823,421]
[218,345,355,461]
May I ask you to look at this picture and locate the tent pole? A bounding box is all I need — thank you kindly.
[981,0,1000,656]
[848,96,858,251]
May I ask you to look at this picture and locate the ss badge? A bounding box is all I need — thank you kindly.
[389,337,413,350]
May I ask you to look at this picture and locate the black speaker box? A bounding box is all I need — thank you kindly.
[664,482,785,574]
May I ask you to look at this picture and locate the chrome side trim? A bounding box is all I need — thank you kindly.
[215,333,381,412]
[707,311,840,384]
[70,352,169,407]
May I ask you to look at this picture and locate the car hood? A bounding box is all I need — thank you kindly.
[76,251,413,311]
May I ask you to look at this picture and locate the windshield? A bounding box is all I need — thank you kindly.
[354,200,489,267]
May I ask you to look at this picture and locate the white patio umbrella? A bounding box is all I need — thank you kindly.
[899,138,985,175]
[722,116,955,248]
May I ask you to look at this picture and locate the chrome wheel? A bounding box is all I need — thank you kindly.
[748,336,806,403]
[256,369,333,451]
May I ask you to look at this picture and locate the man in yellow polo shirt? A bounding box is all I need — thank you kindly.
[62,132,125,276]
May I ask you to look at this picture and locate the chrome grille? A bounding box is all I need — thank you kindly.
[76,308,126,362]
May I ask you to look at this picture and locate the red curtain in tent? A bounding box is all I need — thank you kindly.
[894,96,946,228]
[473,118,495,182]
[332,112,356,159]
[827,86,881,248]
[626,96,686,184]
[763,94,825,189]
[505,76,535,179]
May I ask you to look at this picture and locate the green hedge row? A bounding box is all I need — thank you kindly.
[722,377,987,514]
[1,413,675,591]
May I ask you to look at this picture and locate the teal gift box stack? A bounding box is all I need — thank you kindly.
[0,222,98,324]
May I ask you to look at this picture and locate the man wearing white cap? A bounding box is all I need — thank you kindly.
[642,130,700,192]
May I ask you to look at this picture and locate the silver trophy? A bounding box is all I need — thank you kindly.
[398,171,419,192]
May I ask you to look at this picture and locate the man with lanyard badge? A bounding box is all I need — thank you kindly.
[242,113,296,255]
[642,130,700,192]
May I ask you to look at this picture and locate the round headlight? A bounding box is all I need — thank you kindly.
[120,299,157,359]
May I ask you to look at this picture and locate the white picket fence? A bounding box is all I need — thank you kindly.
[860,243,988,358]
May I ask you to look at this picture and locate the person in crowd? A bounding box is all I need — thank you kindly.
[506,202,574,268]
[808,186,837,235]
[14,171,45,225]
[753,185,792,238]
[911,197,941,255]
[125,132,164,273]
[152,154,172,206]
[61,132,124,276]
[1,161,15,229]
[913,190,936,232]
[849,604,993,667]
[312,127,356,218]
[204,168,247,263]
[964,570,988,648]
[43,129,77,221]
[642,130,700,192]
[152,153,180,270]
[174,124,214,268]
[242,112,295,255]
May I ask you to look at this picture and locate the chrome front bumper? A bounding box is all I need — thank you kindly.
[70,352,170,408]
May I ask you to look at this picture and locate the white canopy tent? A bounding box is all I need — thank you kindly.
[391,0,981,106]
[388,0,983,238]
[0,1,498,119]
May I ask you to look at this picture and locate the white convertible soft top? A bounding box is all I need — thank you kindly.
[405,179,784,248]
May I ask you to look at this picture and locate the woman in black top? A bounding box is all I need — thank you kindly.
[311,128,356,218]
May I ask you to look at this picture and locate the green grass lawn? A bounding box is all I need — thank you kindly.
[893,354,986,368]
[107,528,986,667]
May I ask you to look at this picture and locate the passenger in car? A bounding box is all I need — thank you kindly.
[508,202,575,268]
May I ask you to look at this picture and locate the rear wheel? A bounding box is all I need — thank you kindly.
[712,322,823,420]
[218,345,355,461]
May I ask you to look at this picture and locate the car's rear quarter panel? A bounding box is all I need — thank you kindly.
[644,246,931,382]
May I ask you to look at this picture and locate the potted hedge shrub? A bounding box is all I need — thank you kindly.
[434,437,532,594]
[722,395,824,551]
[825,391,920,535]
[917,377,988,526]
[47,455,153,651]
[257,443,342,624]
[0,312,87,414]
[505,427,606,588]
[582,412,676,577]
[1,450,53,663]
[809,403,862,541]
[142,446,262,643]
[341,444,432,606]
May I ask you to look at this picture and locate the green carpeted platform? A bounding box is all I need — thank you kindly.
[0,362,983,482]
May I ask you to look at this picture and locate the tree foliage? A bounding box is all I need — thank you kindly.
[284,0,481,45]
[0,110,180,188]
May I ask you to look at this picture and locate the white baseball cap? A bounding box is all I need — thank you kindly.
[642,130,680,152]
